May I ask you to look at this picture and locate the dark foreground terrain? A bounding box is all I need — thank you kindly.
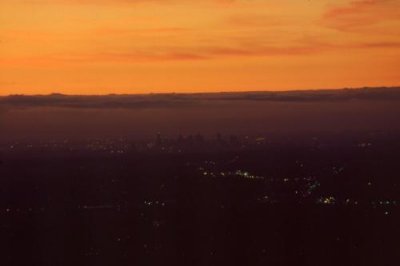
[0,131,400,266]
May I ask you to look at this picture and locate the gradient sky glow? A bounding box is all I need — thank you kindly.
[1,0,399,95]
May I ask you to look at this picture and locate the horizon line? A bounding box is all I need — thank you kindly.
[2,86,400,97]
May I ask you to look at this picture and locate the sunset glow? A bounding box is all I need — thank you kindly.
[1,0,399,95]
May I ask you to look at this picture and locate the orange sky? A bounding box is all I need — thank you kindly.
[0,0,399,95]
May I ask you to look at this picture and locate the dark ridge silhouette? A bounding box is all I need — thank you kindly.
[1,87,399,109]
